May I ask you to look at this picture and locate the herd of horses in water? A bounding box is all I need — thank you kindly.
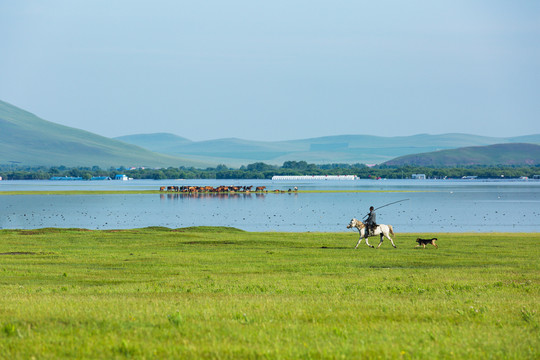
[159,185,298,194]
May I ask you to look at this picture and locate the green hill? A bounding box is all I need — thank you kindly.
[3,98,539,168]
[116,133,540,166]
[115,133,193,154]
[382,143,540,166]
[0,100,209,168]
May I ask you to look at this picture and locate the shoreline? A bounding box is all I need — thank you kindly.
[0,227,538,235]
[0,189,431,195]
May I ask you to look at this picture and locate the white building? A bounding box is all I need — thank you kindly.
[411,174,426,180]
[115,174,132,181]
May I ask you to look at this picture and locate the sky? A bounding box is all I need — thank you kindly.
[1,1,539,142]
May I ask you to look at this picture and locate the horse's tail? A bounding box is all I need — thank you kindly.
[389,225,394,236]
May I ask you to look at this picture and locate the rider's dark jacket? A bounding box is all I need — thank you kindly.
[365,210,376,227]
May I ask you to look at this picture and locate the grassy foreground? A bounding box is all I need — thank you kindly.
[0,228,538,359]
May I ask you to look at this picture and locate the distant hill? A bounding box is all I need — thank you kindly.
[0,100,209,168]
[382,143,540,166]
[116,132,540,166]
[115,133,193,154]
[3,98,539,168]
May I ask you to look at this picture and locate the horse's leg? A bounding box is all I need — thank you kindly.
[376,233,384,248]
[384,234,397,248]
[384,231,397,248]
[354,229,364,249]
[364,235,374,248]
[355,236,363,249]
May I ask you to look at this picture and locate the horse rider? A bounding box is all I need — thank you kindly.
[364,206,377,235]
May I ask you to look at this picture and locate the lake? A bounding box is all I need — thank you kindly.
[1,179,539,233]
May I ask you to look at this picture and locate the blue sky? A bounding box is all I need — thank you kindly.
[1,1,539,141]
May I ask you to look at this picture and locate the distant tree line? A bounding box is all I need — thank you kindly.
[1,161,539,180]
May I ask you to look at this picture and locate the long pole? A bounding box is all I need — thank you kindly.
[362,198,410,219]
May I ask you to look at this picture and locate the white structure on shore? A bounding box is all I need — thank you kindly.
[272,175,358,181]
[114,174,133,181]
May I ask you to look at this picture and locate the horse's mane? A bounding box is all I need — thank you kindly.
[353,218,365,228]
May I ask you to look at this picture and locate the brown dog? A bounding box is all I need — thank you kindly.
[416,238,438,249]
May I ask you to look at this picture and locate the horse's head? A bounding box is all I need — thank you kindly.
[347,218,364,229]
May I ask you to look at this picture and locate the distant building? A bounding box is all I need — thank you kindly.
[411,174,426,180]
[91,176,112,180]
[462,176,478,180]
[114,174,132,181]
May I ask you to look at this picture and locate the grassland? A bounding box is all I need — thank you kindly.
[0,228,538,359]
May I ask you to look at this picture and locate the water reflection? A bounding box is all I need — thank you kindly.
[160,192,262,200]
[159,192,302,201]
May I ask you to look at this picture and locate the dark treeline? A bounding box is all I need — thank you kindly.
[0,161,539,180]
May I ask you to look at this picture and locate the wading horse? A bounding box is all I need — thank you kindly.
[347,218,397,249]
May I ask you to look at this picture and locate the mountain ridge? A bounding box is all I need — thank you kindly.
[0,100,209,168]
[2,99,539,168]
[115,132,540,166]
[382,143,540,166]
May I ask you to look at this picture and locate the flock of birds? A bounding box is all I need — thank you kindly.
[1,193,538,232]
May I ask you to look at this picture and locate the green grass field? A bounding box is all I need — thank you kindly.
[0,228,538,359]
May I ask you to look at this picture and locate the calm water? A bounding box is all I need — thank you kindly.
[1,179,539,233]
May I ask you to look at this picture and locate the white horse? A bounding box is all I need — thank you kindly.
[347,218,397,249]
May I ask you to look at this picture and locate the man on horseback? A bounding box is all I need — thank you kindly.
[364,206,377,236]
